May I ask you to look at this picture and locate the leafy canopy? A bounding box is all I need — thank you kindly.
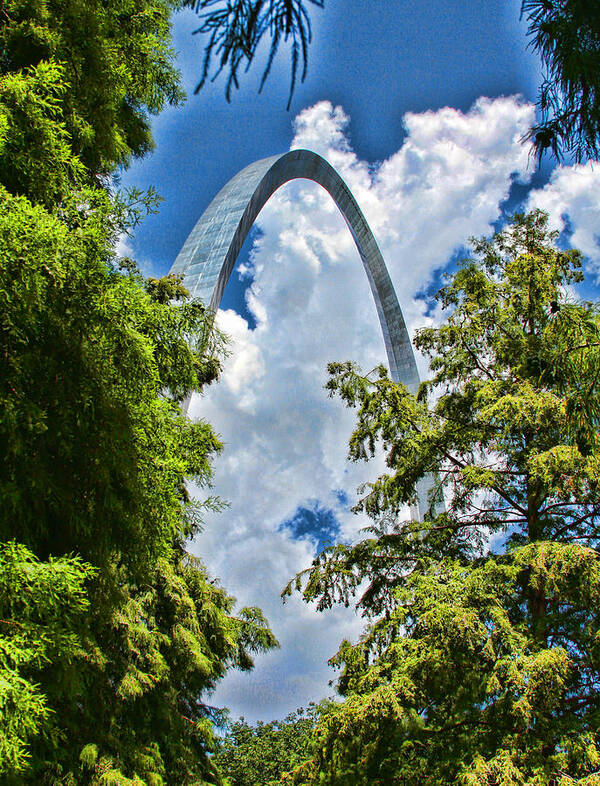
[523,0,600,162]
[0,542,95,775]
[214,704,325,786]
[283,212,600,785]
[1,0,184,188]
[0,1,278,781]
[0,177,279,784]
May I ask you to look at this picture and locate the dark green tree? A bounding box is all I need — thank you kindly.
[214,704,324,786]
[523,0,600,162]
[284,212,600,785]
[1,0,184,190]
[0,1,278,781]
[0,171,278,786]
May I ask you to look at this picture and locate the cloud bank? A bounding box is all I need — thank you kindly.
[186,98,600,721]
[526,162,600,277]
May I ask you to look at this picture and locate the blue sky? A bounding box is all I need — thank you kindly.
[120,0,600,722]
[122,0,541,277]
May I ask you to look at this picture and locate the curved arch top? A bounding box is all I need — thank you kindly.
[170,149,420,390]
[170,149,441,519]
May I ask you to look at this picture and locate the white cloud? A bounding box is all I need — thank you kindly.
[526,162,600,276]
[184,97,598,722]
[216,309,265,411]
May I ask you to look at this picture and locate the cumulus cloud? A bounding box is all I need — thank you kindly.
[526,162,600,276]
[184,97,599,722]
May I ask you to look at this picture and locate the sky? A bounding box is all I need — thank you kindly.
[120,0,600,722]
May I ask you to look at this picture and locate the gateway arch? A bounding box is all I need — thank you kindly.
[170,148,439,518]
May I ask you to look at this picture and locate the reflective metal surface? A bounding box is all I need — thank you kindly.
[171,149,441,519]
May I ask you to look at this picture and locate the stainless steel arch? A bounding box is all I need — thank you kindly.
[171,149,420,390]
[170,148,440,518]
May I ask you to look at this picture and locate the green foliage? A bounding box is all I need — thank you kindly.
[19,553,277,784]
[284,212,600,784]
[0,178,278,782]
[0,185,222,572]
[0,1,278,780]
[215,704,324,785]
[186,0,324,109]
[522,0,600,162]
[0,61,85,207]
[1,0,184,187]
[0,542,95,776]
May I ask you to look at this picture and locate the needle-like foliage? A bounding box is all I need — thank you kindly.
[0,2,278,781]
[186,0,324,109]
[522,0,600,162]
[283,212,600,785]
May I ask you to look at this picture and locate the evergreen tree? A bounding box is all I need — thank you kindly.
[0,1,277,781]
[1,0,184,191]
[523,0,600,162]
[214,704,323,785]
[284,212,600,785]
[0,542,95,775]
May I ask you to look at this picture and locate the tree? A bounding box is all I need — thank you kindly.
[214,704,324,786]
[284,211,600,784]
[0,2,278,781]
[522,0,600,162]
[0,172,278,786]
[1,0,184,189]
[0,542,95,775]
